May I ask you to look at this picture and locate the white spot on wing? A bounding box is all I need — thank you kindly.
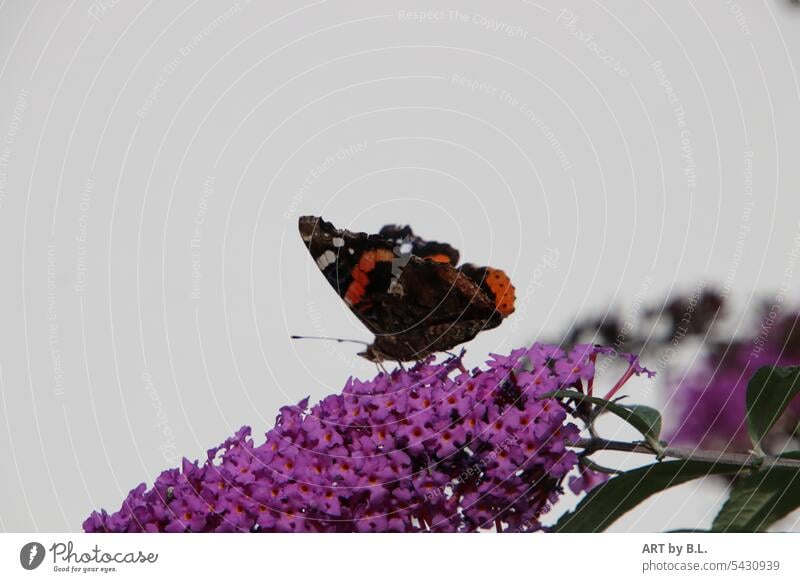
[332,237,344,247]
[315,250,336,269]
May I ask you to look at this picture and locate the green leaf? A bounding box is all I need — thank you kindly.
[712,453,800,532]
[553,460,741,532]
[625,405,663,444]
[746,366,800,449]
[546,390,662,444]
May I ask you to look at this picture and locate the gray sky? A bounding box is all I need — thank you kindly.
[0,0,799,532]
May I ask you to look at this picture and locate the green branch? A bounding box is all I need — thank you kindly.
[571,437,800,471]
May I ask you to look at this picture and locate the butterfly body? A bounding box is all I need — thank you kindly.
[298,215,515,362]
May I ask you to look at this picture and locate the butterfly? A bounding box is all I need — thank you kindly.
[298,215,515,362]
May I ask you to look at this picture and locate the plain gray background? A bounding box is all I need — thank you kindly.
[1,0,799,532]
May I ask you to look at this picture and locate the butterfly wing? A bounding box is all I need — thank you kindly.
[299,216,516,361]
[298,215,401,335]
[459,263,517,318]
[366,257,509,361]
[378,223,460,265]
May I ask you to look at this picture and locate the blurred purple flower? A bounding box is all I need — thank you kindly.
[84,343,647,533]
[669,309,800,452]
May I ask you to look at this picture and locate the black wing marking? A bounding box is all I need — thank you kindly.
[378,223,460,266]
[298,216,400,335]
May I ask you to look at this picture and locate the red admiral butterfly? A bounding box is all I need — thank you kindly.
[298,216,515,362]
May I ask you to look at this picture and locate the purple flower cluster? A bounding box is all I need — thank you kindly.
[84,344,635,533]
[669,309,800,452]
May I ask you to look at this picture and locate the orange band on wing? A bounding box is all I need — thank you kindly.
[485,267,516,316]
[351,267,370,286]
[423,253,452,264]
[375,249,394,261]
[345,280,365,305]
[358,250,376,272]
[344,248,394,305]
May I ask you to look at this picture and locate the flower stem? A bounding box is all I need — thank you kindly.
[570,437,800,470]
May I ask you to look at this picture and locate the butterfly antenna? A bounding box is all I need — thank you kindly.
[290,334,370,346]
